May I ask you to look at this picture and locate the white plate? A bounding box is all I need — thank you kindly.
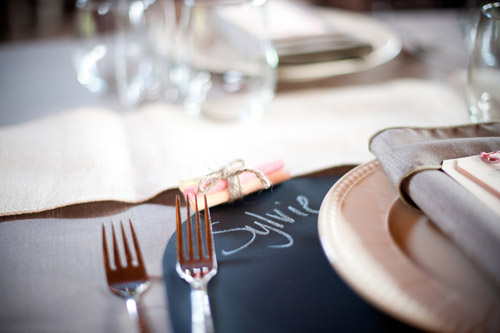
[318,160,500,332]
[278,9,401,82]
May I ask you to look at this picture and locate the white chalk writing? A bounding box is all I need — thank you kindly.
[213,195,319,255]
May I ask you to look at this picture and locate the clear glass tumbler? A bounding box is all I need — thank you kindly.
[466,2,500,122]
[178,0,278,121]
[74,0,176,107]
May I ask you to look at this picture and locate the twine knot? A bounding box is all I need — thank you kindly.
[197,159,272,202]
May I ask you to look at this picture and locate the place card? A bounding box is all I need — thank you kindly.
[441,151,500,216]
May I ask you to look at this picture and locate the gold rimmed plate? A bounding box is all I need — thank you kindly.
[318,160,500,332]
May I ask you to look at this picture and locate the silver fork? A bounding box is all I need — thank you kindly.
[176,194,218,333]
[102,220,151,333]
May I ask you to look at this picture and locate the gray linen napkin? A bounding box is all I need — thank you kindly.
[274,34,373,65]
[369,122,500,288]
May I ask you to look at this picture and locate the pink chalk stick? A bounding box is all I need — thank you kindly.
[183,159,284,196]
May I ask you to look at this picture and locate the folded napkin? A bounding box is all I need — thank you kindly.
[274,34,373,65]
[369,123,500,288]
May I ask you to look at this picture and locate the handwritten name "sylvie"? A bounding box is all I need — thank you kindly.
[212,195,319,255]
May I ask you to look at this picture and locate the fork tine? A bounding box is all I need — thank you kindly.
[175,193,216,333]
[102,224,111,271]
[176,195,184,262]
[129,219,145,270]
[111,224,122,269]
[186,195,194,260]
[204,195,213,260]
[195,195,203,259]
[121,221,133,267]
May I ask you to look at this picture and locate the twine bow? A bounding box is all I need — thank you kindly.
[197,159,272,202]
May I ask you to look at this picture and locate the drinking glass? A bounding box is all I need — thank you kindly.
[466,2,500,122]
[177,0,278,121]
[74,0,176,107]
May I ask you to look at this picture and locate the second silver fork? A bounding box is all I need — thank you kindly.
[102,220,150,333]
[176,194,217,333]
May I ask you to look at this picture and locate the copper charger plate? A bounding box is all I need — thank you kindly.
[318,160,500,332]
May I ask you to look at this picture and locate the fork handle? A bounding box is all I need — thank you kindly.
[126,298,149,333]
[190,283,214,333]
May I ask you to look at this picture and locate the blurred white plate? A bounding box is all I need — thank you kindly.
[277,8,401,82]
[318,160,500,332]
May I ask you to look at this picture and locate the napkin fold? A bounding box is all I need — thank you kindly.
[274,34,373,65]
[369,122,500,288]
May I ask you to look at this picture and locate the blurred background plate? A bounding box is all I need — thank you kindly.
[318,160,500,332]
[277,6,402,82]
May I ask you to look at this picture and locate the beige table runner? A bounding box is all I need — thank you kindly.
[0,79,469,216]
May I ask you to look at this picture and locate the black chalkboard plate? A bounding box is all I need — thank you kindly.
[163,176,417,332]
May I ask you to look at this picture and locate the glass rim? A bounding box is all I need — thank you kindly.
[482,2,500,20]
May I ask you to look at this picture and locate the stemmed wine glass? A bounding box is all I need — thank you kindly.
[466,2,500,122]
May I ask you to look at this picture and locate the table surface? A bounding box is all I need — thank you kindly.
[0,8,470,333]
[0,10,468,126]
